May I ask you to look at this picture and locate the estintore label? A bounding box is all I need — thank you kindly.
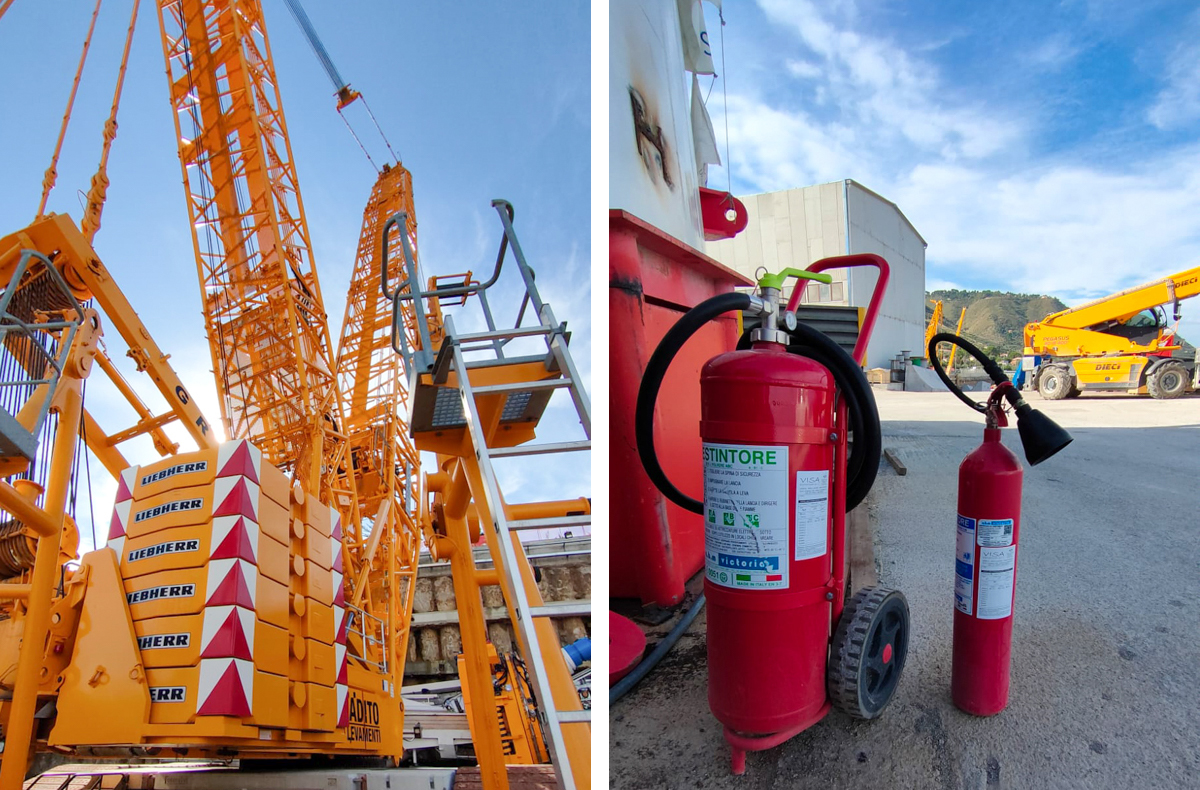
[954,515,975,615]
[149,686,187,702]
[141,461,208,488]
[138,633,191,650]
[134,499,205,523]
[128,539,201,563]
[702,442,789,590]
[126,584,196,605]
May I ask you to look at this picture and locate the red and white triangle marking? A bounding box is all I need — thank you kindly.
[205,558,258,609]
[335,642,348,685]
[115,466,138,503]
[213,476,260,521]
[330,535,343,573]
[331,569,345,607]
[196,657,253,717]
[199,605,256,661]
[336,683,349,727]
[209,515,259,563]
[216,440,262,484]
[333,605,347,645]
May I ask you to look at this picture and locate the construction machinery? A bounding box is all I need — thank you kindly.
[0,2,589,789]
[1022,266,1199,399]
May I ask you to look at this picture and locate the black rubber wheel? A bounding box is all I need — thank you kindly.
[1037,365,1073,400]
[828,586,910,720]
[1146,361,1189,399]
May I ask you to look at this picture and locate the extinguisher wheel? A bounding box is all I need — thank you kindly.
[827,586,911,720]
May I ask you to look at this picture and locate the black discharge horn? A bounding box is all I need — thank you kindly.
[1012,402,1073,466]
[927,331,1073,467]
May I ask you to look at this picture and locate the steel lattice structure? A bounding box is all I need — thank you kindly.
[156,0,340,491]
[333,164,424,674]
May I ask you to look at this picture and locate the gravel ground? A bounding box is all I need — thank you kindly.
[610,388,1200,790]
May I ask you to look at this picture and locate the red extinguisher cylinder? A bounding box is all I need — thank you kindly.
[700,342,839,735]
[951,426,1023,716]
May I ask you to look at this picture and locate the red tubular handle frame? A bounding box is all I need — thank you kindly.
[786,253,891,364]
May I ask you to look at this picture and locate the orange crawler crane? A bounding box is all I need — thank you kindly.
[0,1,590,790]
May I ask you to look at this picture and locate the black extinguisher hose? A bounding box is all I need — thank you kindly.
[635,292,752,513]
[635,292,882,514]
[926,332,1017,413]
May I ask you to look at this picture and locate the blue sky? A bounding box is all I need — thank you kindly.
[702,0,1200,343]
[0,2,590,550]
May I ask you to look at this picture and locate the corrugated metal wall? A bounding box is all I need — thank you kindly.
[706,180,927,370]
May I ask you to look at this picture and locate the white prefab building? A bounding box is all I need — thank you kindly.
[706,180,927,370]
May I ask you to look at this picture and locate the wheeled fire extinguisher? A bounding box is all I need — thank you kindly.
[636,255,909,775]
[927,333,1073,716]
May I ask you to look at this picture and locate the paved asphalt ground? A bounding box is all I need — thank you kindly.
[610,388,1200,789]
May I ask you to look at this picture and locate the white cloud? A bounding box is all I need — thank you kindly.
[754,0,1023,161]
[1147,38,1200,131]
[715,0,1200,315]
[1026,34,1082,70]
[893,151,1200,297]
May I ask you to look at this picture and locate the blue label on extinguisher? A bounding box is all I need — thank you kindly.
[954,515,976,615]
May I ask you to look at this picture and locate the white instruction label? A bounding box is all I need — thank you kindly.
[954,515,976,615]
[977,518,1014,547]
[794,470,830,561]
[703,442,789,590]
[977,544,1017,619]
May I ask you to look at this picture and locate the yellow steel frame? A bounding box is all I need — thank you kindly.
[0,215,226,788]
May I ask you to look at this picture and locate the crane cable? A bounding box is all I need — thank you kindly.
[36,0,104,220]
[282,0,400,169]
[82,0,142,244]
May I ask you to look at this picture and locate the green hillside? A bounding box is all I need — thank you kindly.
[927,289,1069,360]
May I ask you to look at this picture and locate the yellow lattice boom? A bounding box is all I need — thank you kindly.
[156,0,343,495]
[333,164,425,680]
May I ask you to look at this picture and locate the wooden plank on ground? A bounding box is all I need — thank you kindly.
[883,447,907,476]
[847,505,877,594]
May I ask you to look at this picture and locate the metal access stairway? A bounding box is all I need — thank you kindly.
[383,200,591,790]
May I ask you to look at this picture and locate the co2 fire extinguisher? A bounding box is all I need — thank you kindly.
[636,255,910,775]
[928,333,1073,716]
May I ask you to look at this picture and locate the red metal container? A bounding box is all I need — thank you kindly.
[609,210,752,607]
[699,341,844,735]
[951,426,1023,716]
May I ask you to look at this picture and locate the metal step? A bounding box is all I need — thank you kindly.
[556,710,591,724]
[454,325,556,344]
[489,440,590,458]
[527,601,591,619]
[507,515,591,532]
[473,378,571,396]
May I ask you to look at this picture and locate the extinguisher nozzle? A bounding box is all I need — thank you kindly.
[1014,404,1073,466]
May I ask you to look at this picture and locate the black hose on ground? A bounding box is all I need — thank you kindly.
[610,593,707,706]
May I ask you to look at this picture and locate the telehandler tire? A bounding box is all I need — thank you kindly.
[1147,361,1189,399]
[1037,365,1073,400]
